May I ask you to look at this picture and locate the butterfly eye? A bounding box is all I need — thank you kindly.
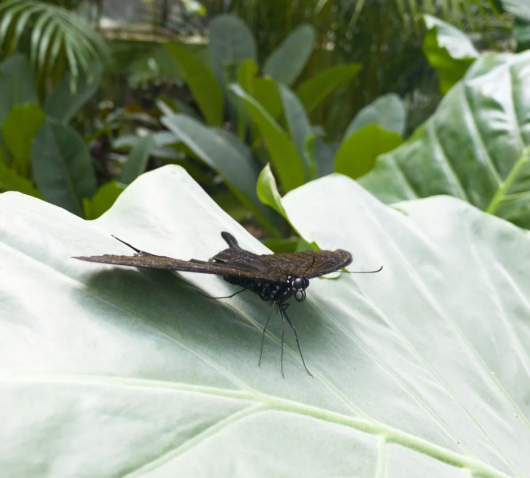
[303,278,310,288]
[293,277,305,290]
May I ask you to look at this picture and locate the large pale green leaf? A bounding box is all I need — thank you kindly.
[296,64,362,114]
[262,24,315,86]
[32,120,97,216]
[0,166,528,476]
[208,14,257,88]
[161,113,279,235]
[43,63,104,124]
[344,93,407,138]
[164,43,224,127]
[0,54,38,124]
[422,15,479,95]
[230,84,306,192]
[1,103,45,177]
[359,51,530,229]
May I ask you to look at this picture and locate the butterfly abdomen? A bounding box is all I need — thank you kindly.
[223,275,292,303]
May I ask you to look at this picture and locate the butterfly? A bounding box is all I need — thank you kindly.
[74,232,382,377]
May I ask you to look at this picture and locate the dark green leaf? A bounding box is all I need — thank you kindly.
[315,139,339,177]
[279,85,313,164]
[1,103,45,177]
[515,18,530,52]
[296,64,361,114]
[83,181,126,220]
[358,52,530,228]
[208,14,257,88]
[43,63,104,124]
[0,54,38,124]
[344,93,406,138]
[422,15,479,94]
[162,114,279,235]
[263,24,315,85]
[32,120,97,216]
[164,43,224,127]
[335,124,403,179]
[231,84,306,192]
[120,135,156,185]
[500,0,530,21]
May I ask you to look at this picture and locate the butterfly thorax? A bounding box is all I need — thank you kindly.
[223,275,295,303]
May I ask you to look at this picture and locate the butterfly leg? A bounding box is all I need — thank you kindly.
[258,304,274,368]
[199,288,247,300]
[277,302,286,378]
[280,301,313,378]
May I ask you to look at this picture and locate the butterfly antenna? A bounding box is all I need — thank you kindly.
[277,302,286,379]
[112,235,142,254]
[344,265,383,274]
[199,288,247,300]
[280,302,313,378]
[259,304,274,368]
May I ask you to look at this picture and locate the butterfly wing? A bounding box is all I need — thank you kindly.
[74,235,272,279]
[258,249,352,280]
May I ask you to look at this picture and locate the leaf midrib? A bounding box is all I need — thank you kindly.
[0,373,511,478]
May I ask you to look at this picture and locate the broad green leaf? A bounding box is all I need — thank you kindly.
[263,24,315,85]
[32,120,97,216]
[83,181,125,220]
[164,43,224,127]
[43,63,104,124]
[296,64,362,114]
[230,84,306,192]
[236,59,258,93]
[0,54,38,124]
[344,94,407,138]
[359,51,530,229]
[423,15,479,95]
[252,77,282,120]
[1,103,45,177]
[208,14,257,88]
[161,114,279,235]
[257,163,287,218]
[120,134,156,185]
[235,61,281,136]
[0,166,528,475]
[0,161,41,197]
[335,124,403,180]
[279,84,313,164]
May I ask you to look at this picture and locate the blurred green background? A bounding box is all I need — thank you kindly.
[0,0,529,250]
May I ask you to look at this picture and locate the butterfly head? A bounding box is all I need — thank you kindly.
[290,277,310,302]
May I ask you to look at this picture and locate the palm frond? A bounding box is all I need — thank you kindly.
[0,0,109,85]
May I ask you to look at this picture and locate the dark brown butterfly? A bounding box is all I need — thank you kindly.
[74,232,382,376]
